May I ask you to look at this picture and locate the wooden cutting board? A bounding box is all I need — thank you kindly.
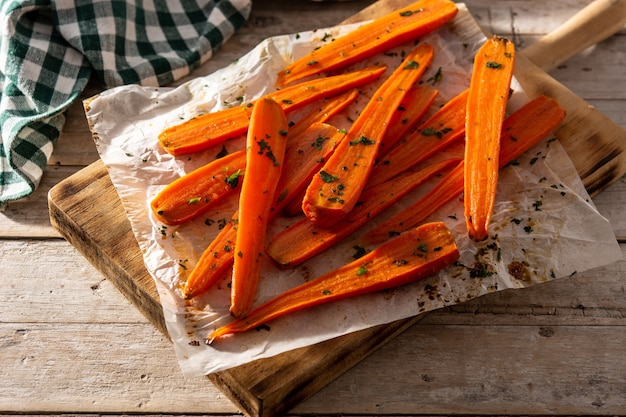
[48,1,626,416]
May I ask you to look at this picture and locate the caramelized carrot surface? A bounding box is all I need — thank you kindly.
[364,95,566,244]
[158,65,385,156]
[276,0,458,86]
[208,221,460,343]
[464,36,515,241]
[302,43,435,228]
[230,98,289,318]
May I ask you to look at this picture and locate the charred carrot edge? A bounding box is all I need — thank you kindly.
[273,123,346,213]
[267,158,460,268]
[208,221,459,343]
[275,0,458,86]
[150,150,246,226]
[181,213,238,300]
[302,43,435,228]
[368,88,469,188]
[230,98,290,318]
[159,65,386,156]
[363,95,567,244]
[464,36,516,241]
[377,85,438,158]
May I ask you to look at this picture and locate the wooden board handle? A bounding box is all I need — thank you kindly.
[522,0,626,72]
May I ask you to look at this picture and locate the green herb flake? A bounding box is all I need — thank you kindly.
[486,61,502,69]
[187,197,201,204]
[225,170,243,188]
[349,135,376,146]
[356,264,368,276]
[320,170,338,183]
[404,60,420,69]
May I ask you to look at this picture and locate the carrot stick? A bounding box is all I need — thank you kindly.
[273,122,346,213]
[230,98,290,318]
[284,86,435,220]
[364,95,566,244]
[464,36,515,241]
[150,150,246,226]
[377,85,438,158]
[208,221,459,343]
[267,158,460,268]
[368,88,468,188]
[275,0,458,86]
[159,65,386,156]
[302,43,435,228]
[181,213,238,300]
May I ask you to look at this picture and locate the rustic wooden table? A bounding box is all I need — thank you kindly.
[2,0,626,415]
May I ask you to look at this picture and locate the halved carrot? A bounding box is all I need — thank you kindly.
[208,221,459,343]
[150,150,246,226]
[377,85,438,158]
[275,0,458,86]
[159,65,386,156]
[464,36,515,241]
[267,158,460,268]
[181,213,238,300]
[273,122,346,213]
[302,43,435,228]
[153,89,357,227]
[364,95,566,244]
[368,88,468,188]
[230,97,290,318]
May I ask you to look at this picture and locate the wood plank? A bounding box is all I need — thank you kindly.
[2,242,625,414]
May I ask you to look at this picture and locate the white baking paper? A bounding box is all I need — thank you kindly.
[85,5,622,377]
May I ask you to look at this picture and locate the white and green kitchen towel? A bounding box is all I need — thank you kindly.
[0,0,252,206]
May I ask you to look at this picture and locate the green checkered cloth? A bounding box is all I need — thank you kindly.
[0,0,251,206]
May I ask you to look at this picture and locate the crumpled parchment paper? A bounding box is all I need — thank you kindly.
[85,5,623,377]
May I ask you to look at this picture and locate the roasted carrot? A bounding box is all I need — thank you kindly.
[464,36,515,241]
[267,158,460,268]
[159,65,386,156]
[364,95,566,244]
[208,221,459,343]
[150,150,246,226]
[230,97,290,318]
[181,213,239,300]
[273,122,346,213]
[275,0,458,86]
[368,88,468,188]
[302,43,435,228]
[378,85,438,158]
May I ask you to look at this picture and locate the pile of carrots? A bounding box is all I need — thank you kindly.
[150,0,566,344]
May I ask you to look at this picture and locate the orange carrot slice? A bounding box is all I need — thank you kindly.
[267,158,460,268]
[208,221,459,343]
[302,43,435,228]
[368,88,468,188]
[230,98,289,318]
[159,65,386,156]
[181,214,238,300]
[464,36,515,241]
[364,95,566,244]
[150,150,246,226]
[378,85,438,158]
[273,122,346,213]
[275,0,458,86]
